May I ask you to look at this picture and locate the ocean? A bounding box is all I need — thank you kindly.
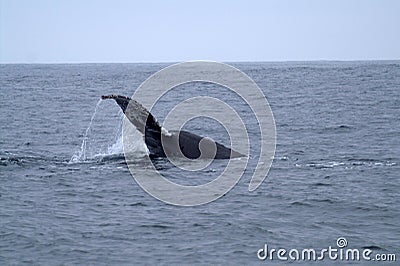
[1,61,399,264]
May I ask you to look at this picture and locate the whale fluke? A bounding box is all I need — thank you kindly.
[102,95,244,159]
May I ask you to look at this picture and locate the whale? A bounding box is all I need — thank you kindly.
[101,95,243,159]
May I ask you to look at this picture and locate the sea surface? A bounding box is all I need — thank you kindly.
[1,61,399,264]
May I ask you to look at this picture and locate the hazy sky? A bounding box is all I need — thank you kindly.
[1,0,399,63]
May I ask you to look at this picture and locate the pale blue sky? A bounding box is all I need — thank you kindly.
[0,0,399,63]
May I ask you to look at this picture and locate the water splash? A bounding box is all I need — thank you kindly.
[69,101,147,163]
[70,99,102,162]
[108,112,124,154]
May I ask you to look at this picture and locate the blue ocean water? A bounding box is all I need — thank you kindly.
[0,61,399,264]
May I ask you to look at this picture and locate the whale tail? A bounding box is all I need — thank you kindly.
[102,94,244,159]
[101,95,165,157]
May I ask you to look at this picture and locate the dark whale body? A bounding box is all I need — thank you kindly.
[102,95,243,159]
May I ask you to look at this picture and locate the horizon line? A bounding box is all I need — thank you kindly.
[1,59,399,65]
